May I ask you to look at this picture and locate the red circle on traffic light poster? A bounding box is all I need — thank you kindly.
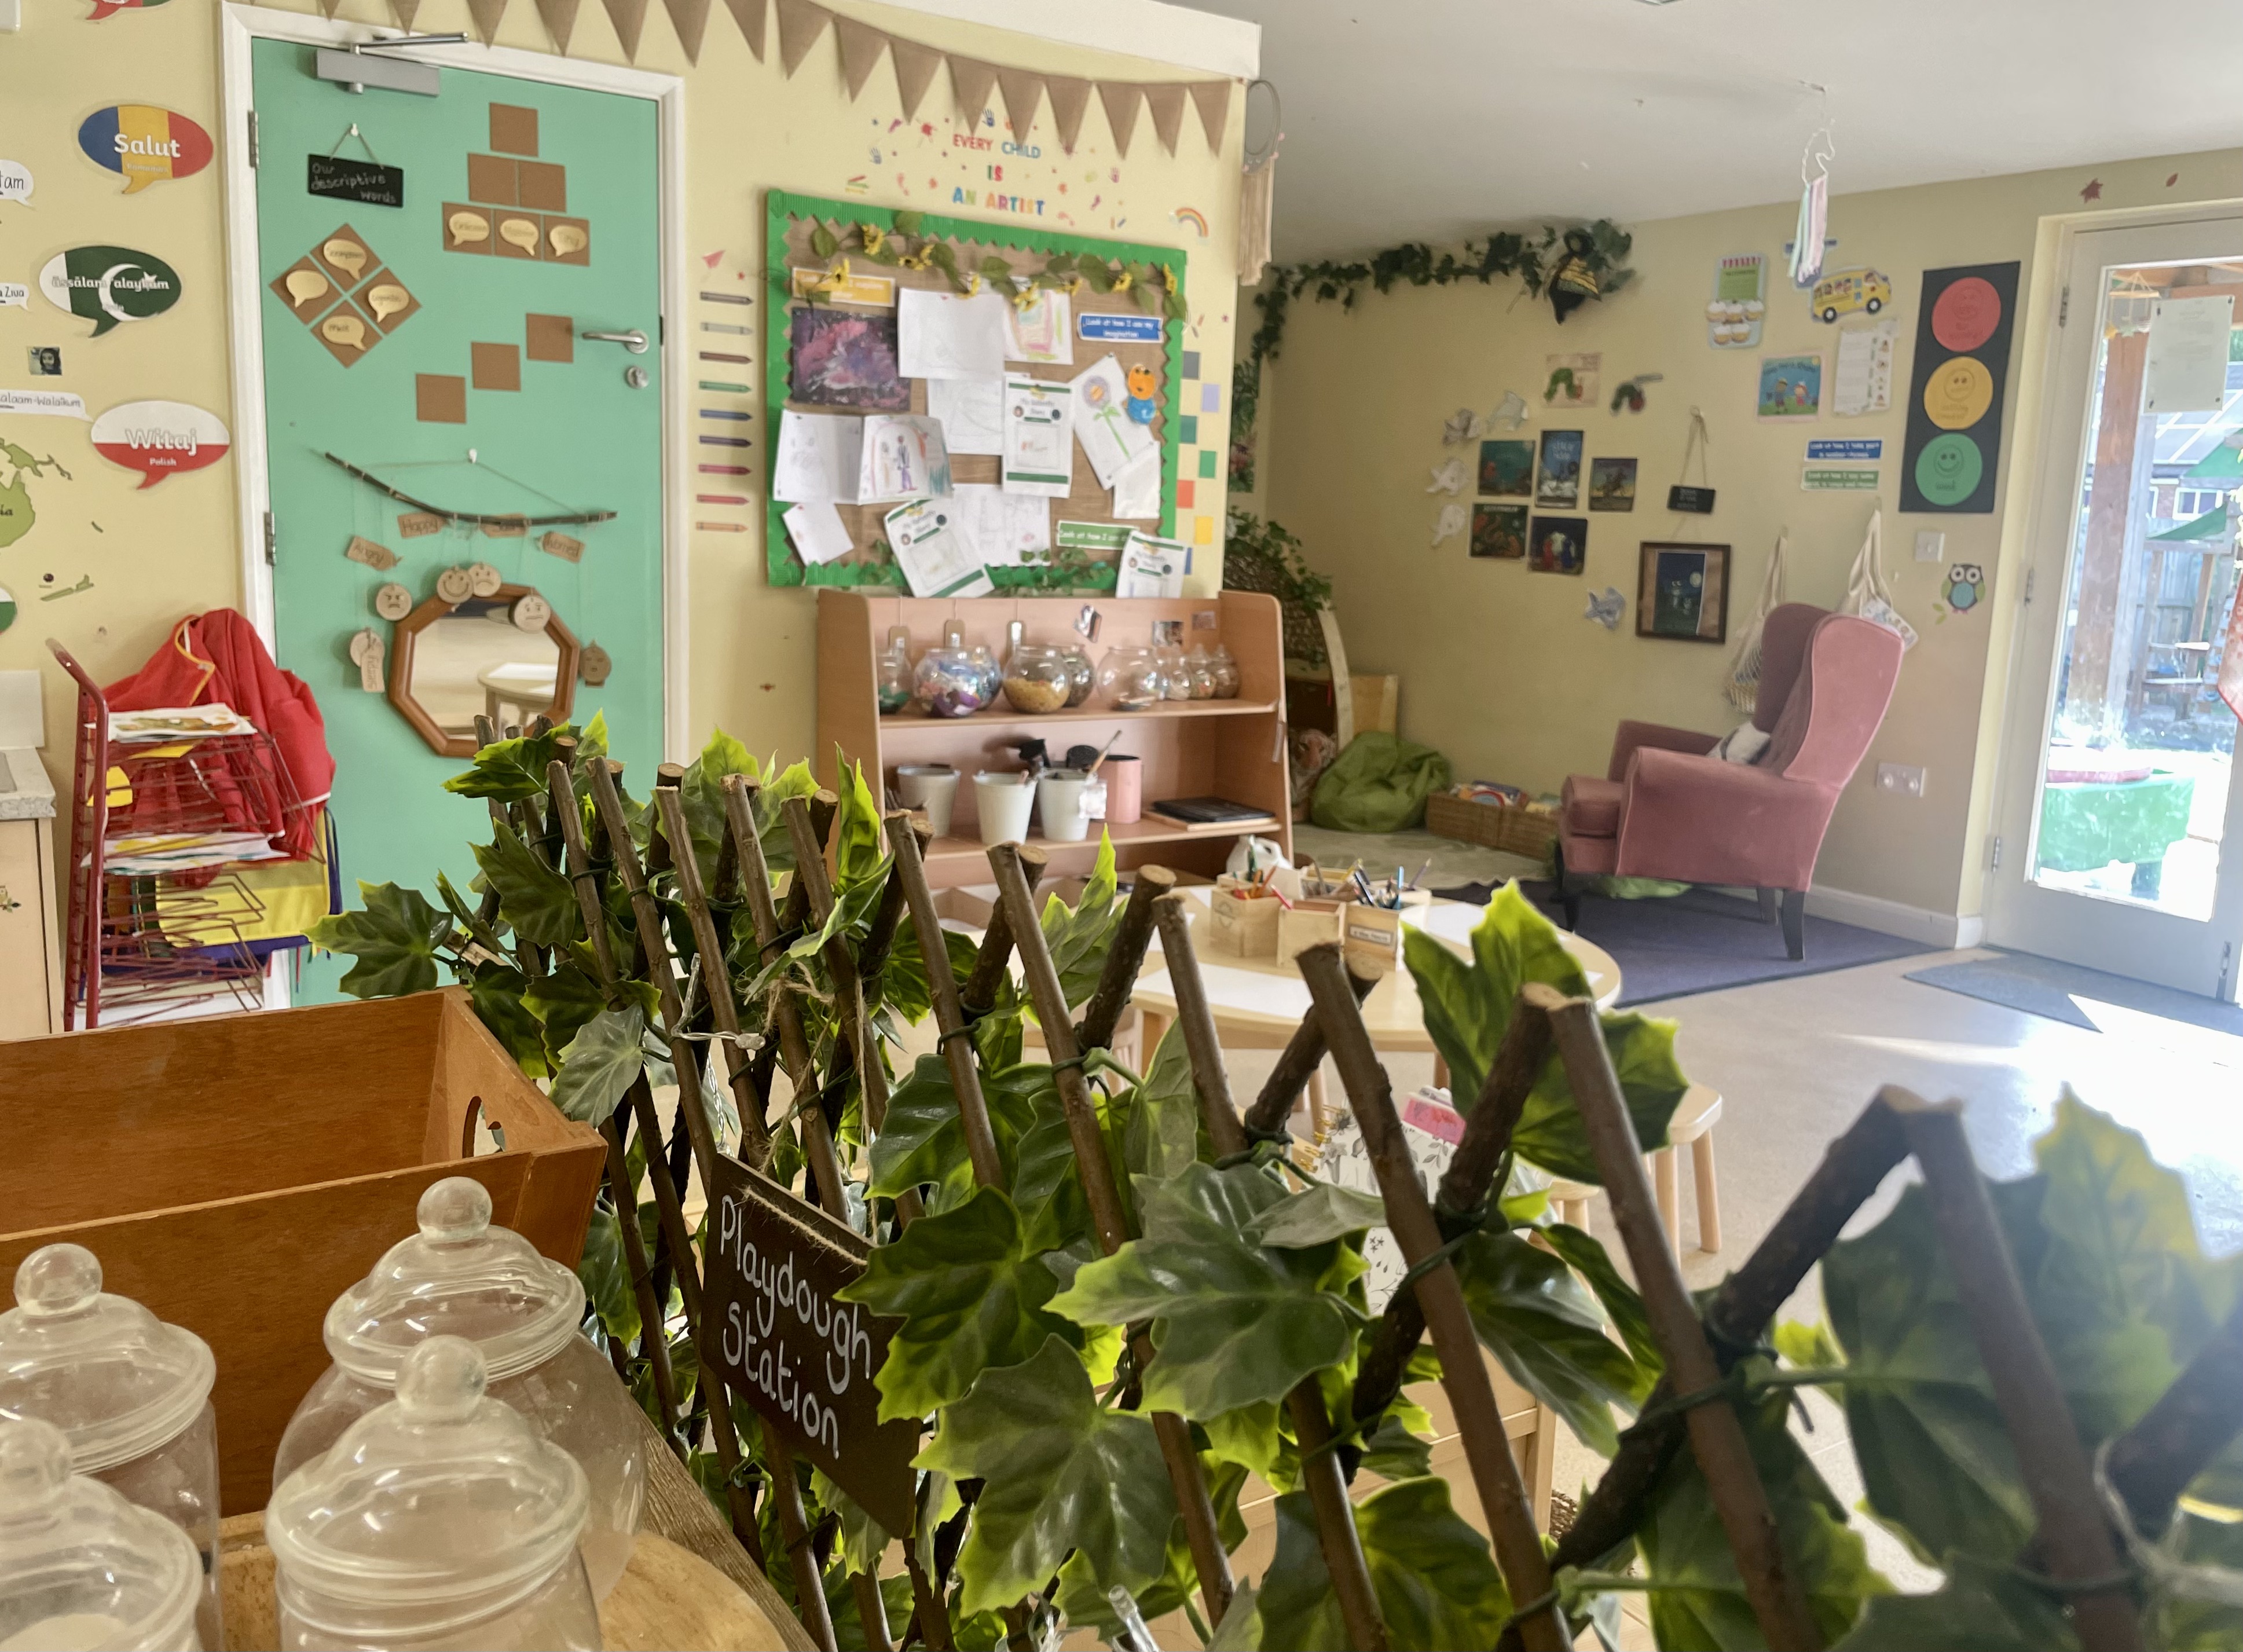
[1932,276,2002,352]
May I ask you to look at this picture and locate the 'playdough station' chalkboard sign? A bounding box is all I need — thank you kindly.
[1899,262,2021,515]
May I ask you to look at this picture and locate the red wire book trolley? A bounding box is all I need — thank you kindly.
[50,640,325,1028]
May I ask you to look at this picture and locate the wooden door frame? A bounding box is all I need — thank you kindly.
[217,5,690,759]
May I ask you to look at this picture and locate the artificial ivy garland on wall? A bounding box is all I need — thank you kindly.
[1228,219,1636,489]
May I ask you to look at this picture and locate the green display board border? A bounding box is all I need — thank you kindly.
[764,189,1186,589]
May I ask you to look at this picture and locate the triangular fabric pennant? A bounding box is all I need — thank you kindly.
[996,67,1044,143]
[1097,80,1144,159]
[1045,75,1092,153]
[835,16,888,99]
[662,0,713,61]
[387,0,421,23]
[1143,82,1186,155]
[1189,79,1232,149]
[948,55,999,123]
[317,0,345,16]
[890,36,942,118]
[465,0,508,42]
[774,0,830,75]
[722,0,767,59]
[533,0,578,49]
[600,0,648,58]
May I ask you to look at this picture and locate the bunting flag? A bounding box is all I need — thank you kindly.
[534,0,578,50]
[835,13,887,97]
[1189,78,1230,148]
[995,67,1044,144]
[1045,74,1092,153]
[600,0,648,58]
[890,36,942,118]
[663,0,714,61]
[1098,79,1145,158]
[466,0,509,42]
[947,55,998,122]
[774,0,830,74]
[1143,82,1186,155]
[387,0,419,24]
[723,0,767,60]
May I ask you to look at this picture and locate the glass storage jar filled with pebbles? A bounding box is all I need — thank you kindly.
[911,644,994,717]
[272,1179,644,1601]
[1095,644,1167,711]
[268,1337,599,1652]
[875,629,914,715]
[1001,643,1075,713]
[0,1416,204,1652]
[1208,643,1242,698]
[0,1244,224,1652]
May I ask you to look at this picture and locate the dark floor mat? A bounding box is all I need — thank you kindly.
[1904,948,2243,1035]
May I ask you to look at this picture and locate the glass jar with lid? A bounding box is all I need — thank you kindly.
[1058,643,1096,706]
[1184,646,1219,699]
[1095,644,1166,710]
[875,630,914,715]
[273,1179,643,1600]
[269,1338,598,1651]
[1158,644,1194,701]
[0,1417,203,1652]
[1001,643,1073,713]
[911,646,994,717]
[1208,643,1243,699]
[0,1246,222,1652]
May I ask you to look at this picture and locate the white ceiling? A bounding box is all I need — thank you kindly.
[1186,0,2243,262]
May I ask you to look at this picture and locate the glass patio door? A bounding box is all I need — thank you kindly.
[1987,215,2243,999]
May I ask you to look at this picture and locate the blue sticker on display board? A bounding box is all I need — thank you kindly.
[1899,262,2020,514]
[1079,312,1163,343]
[1806,438,1882,462]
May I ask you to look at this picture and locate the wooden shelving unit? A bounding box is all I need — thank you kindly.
[817,590,1293,888]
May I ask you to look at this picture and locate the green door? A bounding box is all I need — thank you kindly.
[250,42,665,1002]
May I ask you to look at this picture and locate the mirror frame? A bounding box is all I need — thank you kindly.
[385,582,582,757]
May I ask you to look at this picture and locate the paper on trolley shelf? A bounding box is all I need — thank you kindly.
[885,496,992,599]
[107,705,258,742]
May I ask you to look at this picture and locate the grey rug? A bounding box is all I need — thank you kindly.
[1905,949,2243,1036]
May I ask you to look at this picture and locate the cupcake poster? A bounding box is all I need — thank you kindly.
[1707,254,1766,349]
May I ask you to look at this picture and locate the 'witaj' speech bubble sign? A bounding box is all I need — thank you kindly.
[39,247,181,336]
[78,107,211,195]
[91,400,229,488]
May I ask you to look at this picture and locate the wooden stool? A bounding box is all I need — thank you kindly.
[1542,1083,1723,1257]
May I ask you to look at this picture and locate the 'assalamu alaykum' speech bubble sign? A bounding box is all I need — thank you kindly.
[39,247,181,336]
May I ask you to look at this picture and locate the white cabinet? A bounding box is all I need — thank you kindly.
[0,750,63,1038]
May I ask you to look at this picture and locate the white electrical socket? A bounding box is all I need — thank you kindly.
[1914,530,1946,563]
[1877,763,1927,798]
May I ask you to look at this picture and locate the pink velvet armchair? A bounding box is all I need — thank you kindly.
[1555,603,1904,959]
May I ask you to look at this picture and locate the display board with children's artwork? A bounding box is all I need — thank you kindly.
[765,191,1188,591]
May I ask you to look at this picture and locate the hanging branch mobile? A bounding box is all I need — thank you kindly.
[322,450,618,529]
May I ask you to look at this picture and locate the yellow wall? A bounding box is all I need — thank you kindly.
[1255,151,2243,926]
[0,0,1244,777]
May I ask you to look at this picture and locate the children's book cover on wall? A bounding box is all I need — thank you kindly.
[1471,502,1527,559]
[1478,438,1534,497]
[1535,430,1583,507]
[1529,514,1588,574]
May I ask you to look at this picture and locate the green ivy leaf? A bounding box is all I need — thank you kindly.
[892,209,923,236]
[1403,882,1587,1102]
[442,725,566,801]
[1038,831,1119,1006]
[809,222,839,259]
[309,881,455,998]
[830,750,887,887]
[915,1336,1176,1616]
[835,1186,1073,1422]
[549,1005,648,1128]
[977,254,1014,284]
[577,1203,642,1348]
[1118,1022,1202,1183]
[1452,1228,1650,1456]
[1079,258,1115,294]
[1511,1009,1688,1181]
[1357,1411,1435,1481]
[1833,1555,2072,1651]
[676,728,761,887]
[865,1056,1049,1202]
[809,1467,895,1570]
[1056,1455,1247,1638]
[1048,1162,1362,1419]
[470,820,578,948]
[1636,1369,1892,1649]
[877,922,976,1032]
[1537,1221,1662,1378]
[521,959,614,1068]
[1246,1182,1387,1249]
[464,959,551,1078]
[1256,1476,1511,1651]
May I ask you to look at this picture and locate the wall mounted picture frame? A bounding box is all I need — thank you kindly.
[1471,501,1527,559]
[1528,514,1588,574]
[1636,540,1731,642]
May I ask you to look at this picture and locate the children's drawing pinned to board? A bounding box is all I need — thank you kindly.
[1425,457,1465,496]
[1544,353,1599,410]
[1431,503,1467,546]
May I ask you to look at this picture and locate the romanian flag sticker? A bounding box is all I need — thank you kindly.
[78,106,212,195]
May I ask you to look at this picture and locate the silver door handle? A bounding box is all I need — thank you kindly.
[580,328,648,354]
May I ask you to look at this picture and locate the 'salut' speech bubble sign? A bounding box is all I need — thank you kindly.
[0,161,32,204]
[77,107,212,195]
[90,400,229,488]
[39,247,181,336]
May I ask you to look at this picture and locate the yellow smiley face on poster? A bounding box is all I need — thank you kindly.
[1923,356,1993,430]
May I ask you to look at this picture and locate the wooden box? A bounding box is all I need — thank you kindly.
[1208,881,1280,958]
[1276,898,1346,966]
[0,988,606,1514]
[1340,891,1431,979]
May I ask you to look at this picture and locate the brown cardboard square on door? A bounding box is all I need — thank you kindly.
[543,216,591,266]
[312,298,382,368]
[466,153,518,207]
[312,225,377,287]
[268,257,335,322]
[471,342,521,392]
[525,313,575,363]
[355,269,421,335]
[489,104,538,156]
[516,160,566,213]
[493,214,543,260]
[442,203,493,255]
[416,373,468,423]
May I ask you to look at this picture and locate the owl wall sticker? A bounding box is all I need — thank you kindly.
[1937,562,1985,620]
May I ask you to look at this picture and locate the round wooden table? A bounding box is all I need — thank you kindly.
[1126,888,1622,1120]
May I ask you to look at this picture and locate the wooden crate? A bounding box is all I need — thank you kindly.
[1424,792,1558,860]
[0,988,604,1514]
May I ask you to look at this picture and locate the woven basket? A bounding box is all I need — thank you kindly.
[1424,793,1557,860]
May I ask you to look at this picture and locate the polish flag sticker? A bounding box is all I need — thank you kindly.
[91,400,229,488]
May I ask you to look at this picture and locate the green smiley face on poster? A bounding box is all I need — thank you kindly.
[1915,431,1984,507]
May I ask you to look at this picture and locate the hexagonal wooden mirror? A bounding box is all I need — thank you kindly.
[387,584,580,757]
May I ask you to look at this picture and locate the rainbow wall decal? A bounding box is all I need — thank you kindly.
[1171,206,1210,239]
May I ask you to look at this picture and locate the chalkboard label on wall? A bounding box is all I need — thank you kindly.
[1667,484,1717,514]
[307,155,405,208]
[703,1156,920,1536]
